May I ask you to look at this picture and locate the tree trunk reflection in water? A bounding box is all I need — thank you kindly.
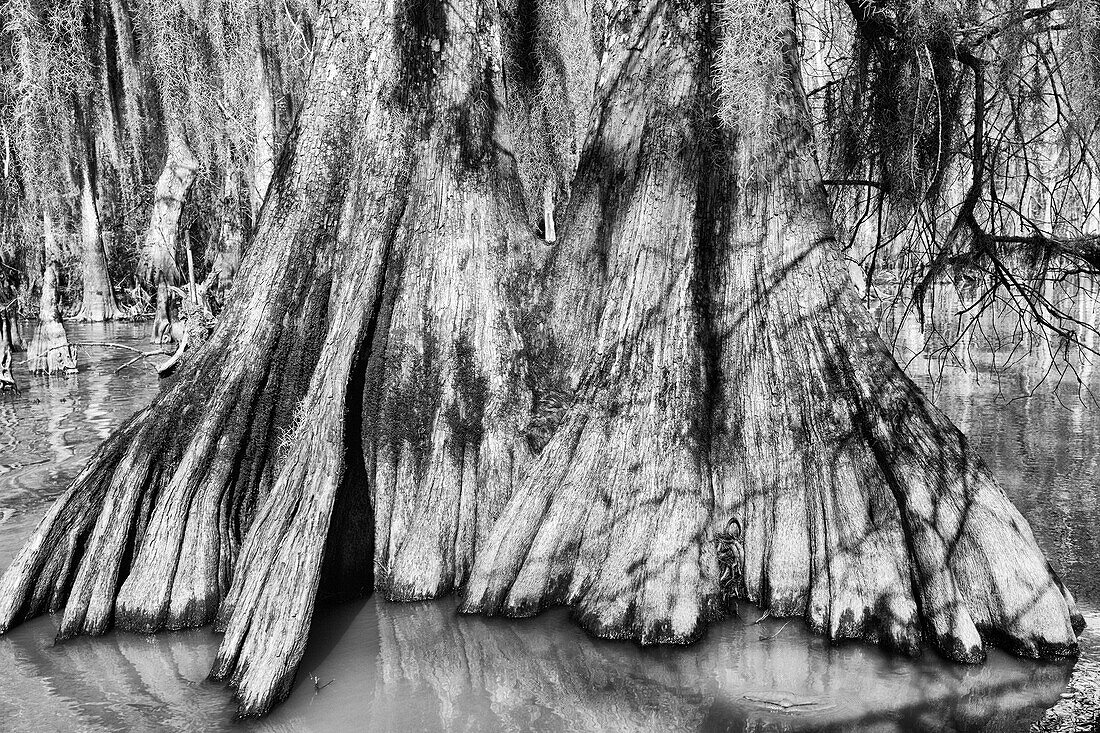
[0,596,1077,733]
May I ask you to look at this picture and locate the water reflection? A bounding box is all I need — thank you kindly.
[0,322,157,514]
[357,598,1070,733]
[884,295,1100,608]
[0,308,1095,732]
[0,596,1075,733]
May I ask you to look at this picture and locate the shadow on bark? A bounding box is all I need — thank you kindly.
[460,0,1083,667]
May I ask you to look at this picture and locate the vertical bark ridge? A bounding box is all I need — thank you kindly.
[252,46,278,216]
[462,0,725,643]
[367,0,535,601]
[209,1,417,714]
[210,234,389,714]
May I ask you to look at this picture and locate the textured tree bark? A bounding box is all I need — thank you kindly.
[1,256,23,354]
[210,0,536,708]
[461,0,723,642]
[6,314,22,351]
[704,38,1083,659]
[362,0,534,603]
[107,0,152,169]
[142,125,198,342]
[0,0,1083,720]
[74,142,118,322]
[460,0,1084,659]
[150,279,180,344]
[30,260,69,369]
[27,212,77,374]
[0,277,22,356]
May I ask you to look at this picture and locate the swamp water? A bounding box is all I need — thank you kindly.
[0,320,1096,732]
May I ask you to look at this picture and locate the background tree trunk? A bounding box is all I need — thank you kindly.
[207,157,244,312]
[252,49,278,218]
[0,310,15,389]
[74,139,118,322]
[142,125,198,342]
[107,0,152,171]
[28,212,77,374]
[0,274,22,356]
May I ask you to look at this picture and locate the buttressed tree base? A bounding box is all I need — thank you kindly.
[0,0,1084,718]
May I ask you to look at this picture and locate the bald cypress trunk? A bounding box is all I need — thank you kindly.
[462,0,722,642]
[107,0,151,169]
[28,212,77,375]
[0,271,21,360]
[141,125,198,342]
[74,138,118,323]
[0,0,1083,720]
[460,0,1084,658]
[0,12,354,645]
[703,30,1082,658]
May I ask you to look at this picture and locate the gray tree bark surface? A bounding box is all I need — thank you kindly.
[0,0,1083,719]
